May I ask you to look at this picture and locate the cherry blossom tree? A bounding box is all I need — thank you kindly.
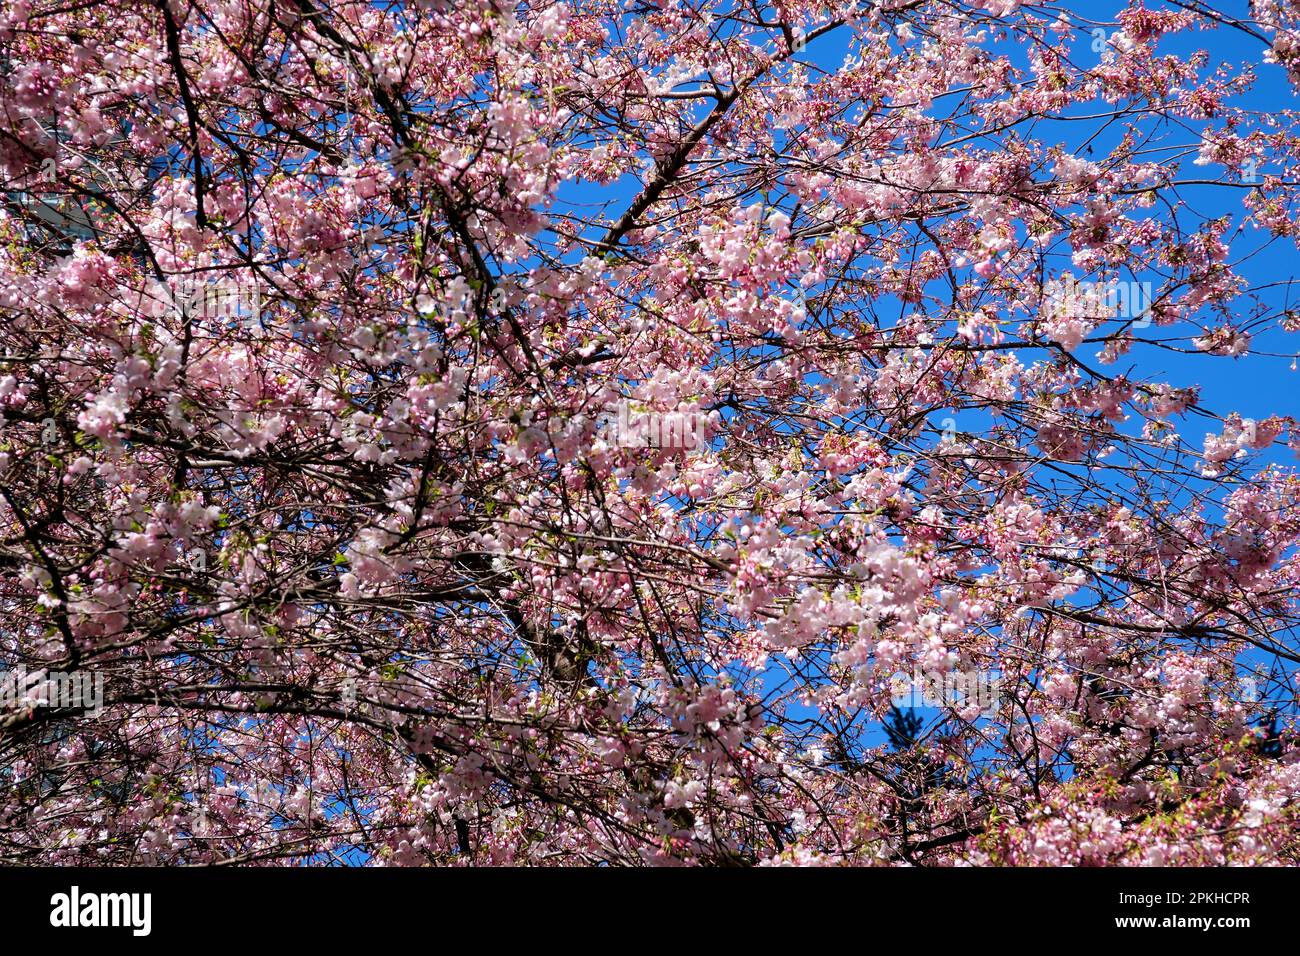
[2,0,1300,866]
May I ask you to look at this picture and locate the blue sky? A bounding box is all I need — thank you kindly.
[729,1,1300,759]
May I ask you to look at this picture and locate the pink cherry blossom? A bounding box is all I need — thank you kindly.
[0,0,1298,869]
